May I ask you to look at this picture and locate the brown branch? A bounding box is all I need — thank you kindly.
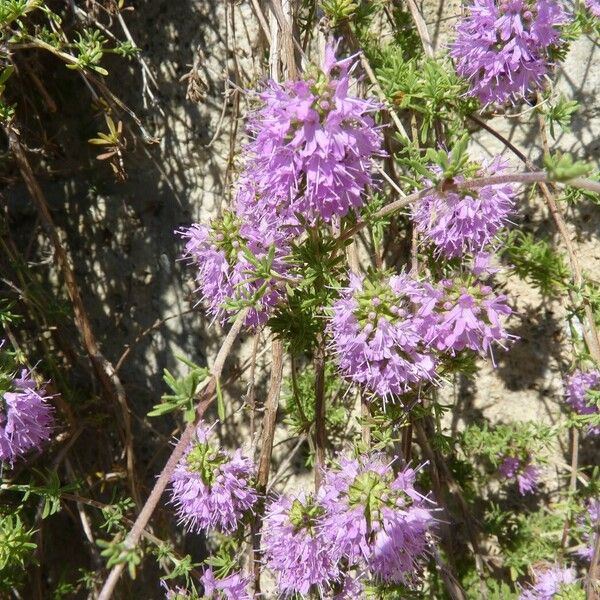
[314,340,326,489]
[252,337,284,592]
[6,125,140,507]
[338,171,600,245]
[97,308,248,600]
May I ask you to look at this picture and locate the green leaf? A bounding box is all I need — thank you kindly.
[544,151,592,181]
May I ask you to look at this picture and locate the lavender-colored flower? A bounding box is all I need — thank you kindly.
[431,277,513,360]
[564,369,600,434]
[169,423,257,534]
[575,499,600,561]
[236,43,383,226]
[585,0,600,17]
[328,273,438,399]
[161,581,190,600]
[200,567,252,600]
[262,491,340,596]
[179,209,291,328]
[498,455,540,495]
[412,158,515,258]
[451,0,568,105]
[329,575,364,600]
[321,454,436,585]
[0,369,54,465]
[519,565,577,599]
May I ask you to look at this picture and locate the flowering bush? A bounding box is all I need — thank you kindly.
[4,1,600,599]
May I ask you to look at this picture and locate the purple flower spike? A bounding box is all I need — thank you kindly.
[498,455,540,495]
[585,0,600,17]
[321,454,437,585]
[564,369,600,434]
[262,491,340,596]
[328,273,438,399]
[432,278,513,360]
[179,209,291,328]
[0,369,55,465]
[575,499,600,562]
[169,422,257,534]
[236,43,383,226]
[200,567,252,600]
[519,565,577,599]
[451,0,568,105]
[412,158,515,258]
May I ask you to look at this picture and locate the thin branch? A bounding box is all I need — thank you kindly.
[251,337,284,592]
[6,126,140,507]
[338,171,600,244]
[314,341,326,489]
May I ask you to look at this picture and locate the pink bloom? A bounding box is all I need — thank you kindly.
[200,567,252,600]
[451,0,568,104]
[498,455,540,495]
[585,0,600,17]
[564,369,600,434]
[320,454,437,585]
[431,279,513,359]
[0,369,55,465]
[169,423,257,534]
[519,565,577,599]
[262,491,340,595]
[412,158,515,258]
[236,43,383,226]
[328,273,438,399]
[179,209,292,328]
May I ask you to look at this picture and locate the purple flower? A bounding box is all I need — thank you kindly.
[585,0,600,17]
[262,491,340,596]
[321,454,436,585]
[431,277,513,360]
[564,369,600,434]
[236,43,383,226]
[0,369,54,465]
[329,575,363,599]
[169,423,257,534]
[575,499,600,561]
[179,209,291,328]
[200,567,252,600]
[498,455,540,495]
[412,158,515,258]
[160,582,190,599]
[451,0,568,105]
[519,565,577,599]
[327,273,438,399]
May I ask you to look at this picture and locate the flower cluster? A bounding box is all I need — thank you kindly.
[162,568,251,600]
[498,454,540,495]
[585,0,600,17]
[328,270,513,398]
[564,369,600,434]
[412,158,515,258]
[169,422,257,534]
[200,567,252,600]
[519,565,576,599]
[262,454,436,595]
[320,454,436,585]
[328,273,438,398]
[179,210,291,328]
[0,369,54,465]
[575,499,600,562]
[236,43,383,226]
[431,276,513,361]
[262,492,339,595]
[451,0,568,104]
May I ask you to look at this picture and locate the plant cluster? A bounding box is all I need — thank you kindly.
[3,0,600,599]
